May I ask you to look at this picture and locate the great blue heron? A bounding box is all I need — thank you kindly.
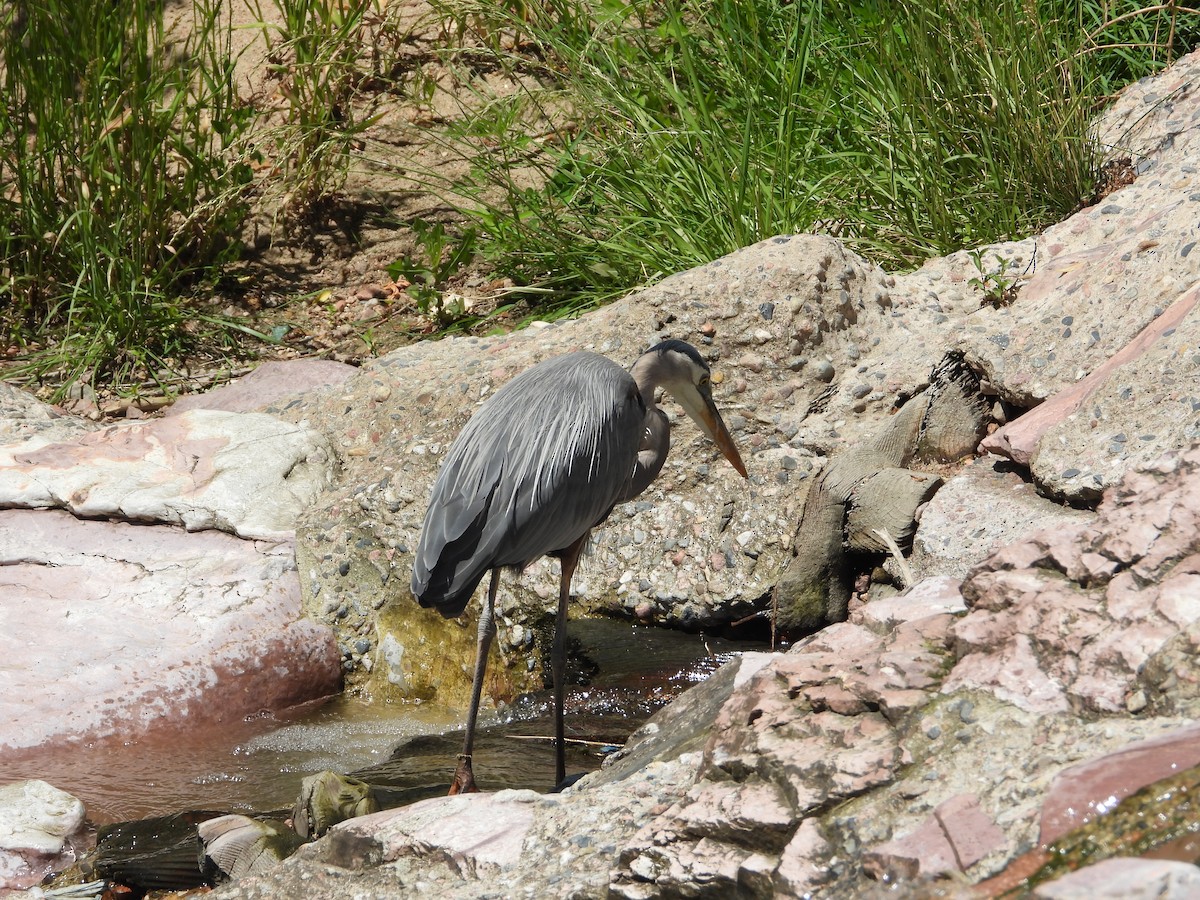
[411,339,747,793]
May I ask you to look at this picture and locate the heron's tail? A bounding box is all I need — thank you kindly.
[411,560,488,618]
[410,499,494,618]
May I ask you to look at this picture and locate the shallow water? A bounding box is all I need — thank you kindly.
[0,619,767,826]
[0,696,457,824]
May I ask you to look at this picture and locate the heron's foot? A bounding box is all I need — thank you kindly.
[449,754,480,795]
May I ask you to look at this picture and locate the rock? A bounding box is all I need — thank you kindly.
[960,50,1200,505]
[166,359,357,417]
[0,509,341,753]
[609,616,955,898]
[0,409,336,540]
[849,575,966,634]
[1039,722,1200,844]
[773,354,984,633]
[861,793,1005,882]
[910,456,1094,580]
[310,791,539,874]
[199,814,304,882]
[0,780,86,891]
[293,772,378,840]
[1032,858,1200,900]
[0,383,96,445]
[943,444,1200,716]
[980,281,1200,504]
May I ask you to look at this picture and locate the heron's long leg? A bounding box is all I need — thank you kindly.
[450,567,500,795]
[552,534,588,789]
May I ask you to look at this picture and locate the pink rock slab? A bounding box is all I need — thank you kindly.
[1032,857,1200,899]
[316,790,541,874]
[981,279,1200,465]
[0,509,341,754]
[1039,721,1200,845]
[863,793,1006,882]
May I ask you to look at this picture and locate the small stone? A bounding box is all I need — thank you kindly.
[813,361,835,383]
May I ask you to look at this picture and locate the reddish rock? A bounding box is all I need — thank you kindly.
[612,616,954,896]
[167,359,357,416]
[850,576,965,634]
[1039,722,1200,844]
[862,793,1006,882]
[944,446,1200,715]
[1031,857,1200,899]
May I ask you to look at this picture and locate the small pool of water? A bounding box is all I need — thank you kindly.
[0,696,458,824]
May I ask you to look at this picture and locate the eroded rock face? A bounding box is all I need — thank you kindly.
[910,456,1094,581]
[609,613,956,898]
[0,409,336,541]
[944,445,1200,716]
[0,383,97,446]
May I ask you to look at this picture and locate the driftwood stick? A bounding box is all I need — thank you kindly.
[873,527,915,589]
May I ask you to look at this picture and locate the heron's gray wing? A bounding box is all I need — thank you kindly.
[412,352,644,617]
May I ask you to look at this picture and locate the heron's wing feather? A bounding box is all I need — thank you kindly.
[412,352,644,616]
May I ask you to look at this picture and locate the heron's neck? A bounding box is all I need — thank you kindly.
[630,350,671,410]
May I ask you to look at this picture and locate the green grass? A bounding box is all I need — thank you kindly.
[432,0,1200,309]
[0,0,257,391]
[1,0,1197,389]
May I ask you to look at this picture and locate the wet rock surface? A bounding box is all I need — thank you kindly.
[0,508,342,756]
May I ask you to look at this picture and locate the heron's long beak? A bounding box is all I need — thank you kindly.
[678,387,748,478]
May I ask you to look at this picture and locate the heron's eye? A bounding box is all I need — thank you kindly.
[699,375,711,389]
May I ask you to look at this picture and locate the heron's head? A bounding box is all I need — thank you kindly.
[643,340,748,478]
